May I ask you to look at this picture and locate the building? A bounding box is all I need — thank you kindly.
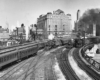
[11,24,26,41]
[77,9,80,21]
[0,26,10,47]
[37,9,72,38]
[0,26,10,42]
[74,9,81,32]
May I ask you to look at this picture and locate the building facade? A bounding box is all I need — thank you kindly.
[0,27,9,42]
[74,9,81,32]
[11,25,26,42]
[37,9,72,38]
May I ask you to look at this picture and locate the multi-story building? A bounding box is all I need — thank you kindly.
[11,24,26,41]
[0,26,10,42]
[37,9,72,38]
[74,9,81,32]
[0,26,10,46]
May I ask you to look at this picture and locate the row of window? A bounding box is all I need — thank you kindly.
[0,53,17,63]
[0,47,36,63]
[19,48,34,56]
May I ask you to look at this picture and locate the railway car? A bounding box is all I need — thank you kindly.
[60,38,68,45]
[0,50,18,68]
[0,43,39,68]
[54,39,62,47]
[18,44,38,60]
[66,39,74,48]
[73,38,84,48]
[37,41,47,50]
[0,38,64,68]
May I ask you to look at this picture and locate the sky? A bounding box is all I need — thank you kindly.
[0,0,100,30]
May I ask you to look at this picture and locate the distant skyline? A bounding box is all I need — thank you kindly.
[0,0,100,30]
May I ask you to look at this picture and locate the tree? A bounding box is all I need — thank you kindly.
[19,33,23,44]
[30,29,35,40]
[78,8,100,36]
[21,23,24,27]
[34,24,37,38]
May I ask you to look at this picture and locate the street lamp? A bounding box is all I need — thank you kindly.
[83,25,89,45]
[63,25,65,35]
[83,29,85,45]
[49,25,50,35]
[55,25,57,37]
[34,24,37,40]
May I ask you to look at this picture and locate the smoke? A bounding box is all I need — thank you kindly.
[17,21,20,27]
[10,25,15,31]
[48,34,54,40]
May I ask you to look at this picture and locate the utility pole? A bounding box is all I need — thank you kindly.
[34,24,37,40]
[63,25,65,35]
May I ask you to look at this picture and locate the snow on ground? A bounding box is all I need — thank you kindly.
[53,58,66,80]
[85,44,98,57]
[0,72,6,77]
[68,48,93,80]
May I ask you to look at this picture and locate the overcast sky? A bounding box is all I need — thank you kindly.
[0,0,100,30]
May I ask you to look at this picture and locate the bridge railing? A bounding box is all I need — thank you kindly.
[81,44,100,72]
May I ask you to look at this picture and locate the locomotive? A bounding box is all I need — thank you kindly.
[66,38,84,48]
[73,38,84,48]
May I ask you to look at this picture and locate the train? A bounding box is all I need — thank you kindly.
[0,36,99,69]
[0,38,65,68]
[65,38,84,48]
[66,36,100,48]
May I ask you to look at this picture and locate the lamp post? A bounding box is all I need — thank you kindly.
[83,30,85,45]
[49,25,50,35]
[63,25,65,35]
[34,24,37,40]
[55,25,57,37]
[83,24,89,45]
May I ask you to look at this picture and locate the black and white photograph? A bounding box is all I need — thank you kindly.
[0,0,100,80]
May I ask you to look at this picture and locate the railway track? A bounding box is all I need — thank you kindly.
[73,48,100,80]
[44,54,57,80]
[0,49,44,80]
[0,46,63,80]
[57,48,79,80]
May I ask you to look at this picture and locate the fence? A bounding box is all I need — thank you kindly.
[81,44,100,72]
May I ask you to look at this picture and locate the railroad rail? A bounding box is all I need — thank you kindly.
[0,49,44,80]
[0,37,74,70]
[56,48,79,80]
[81,44,100,72]
[73,48,100,80]
[0,45,65,80]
